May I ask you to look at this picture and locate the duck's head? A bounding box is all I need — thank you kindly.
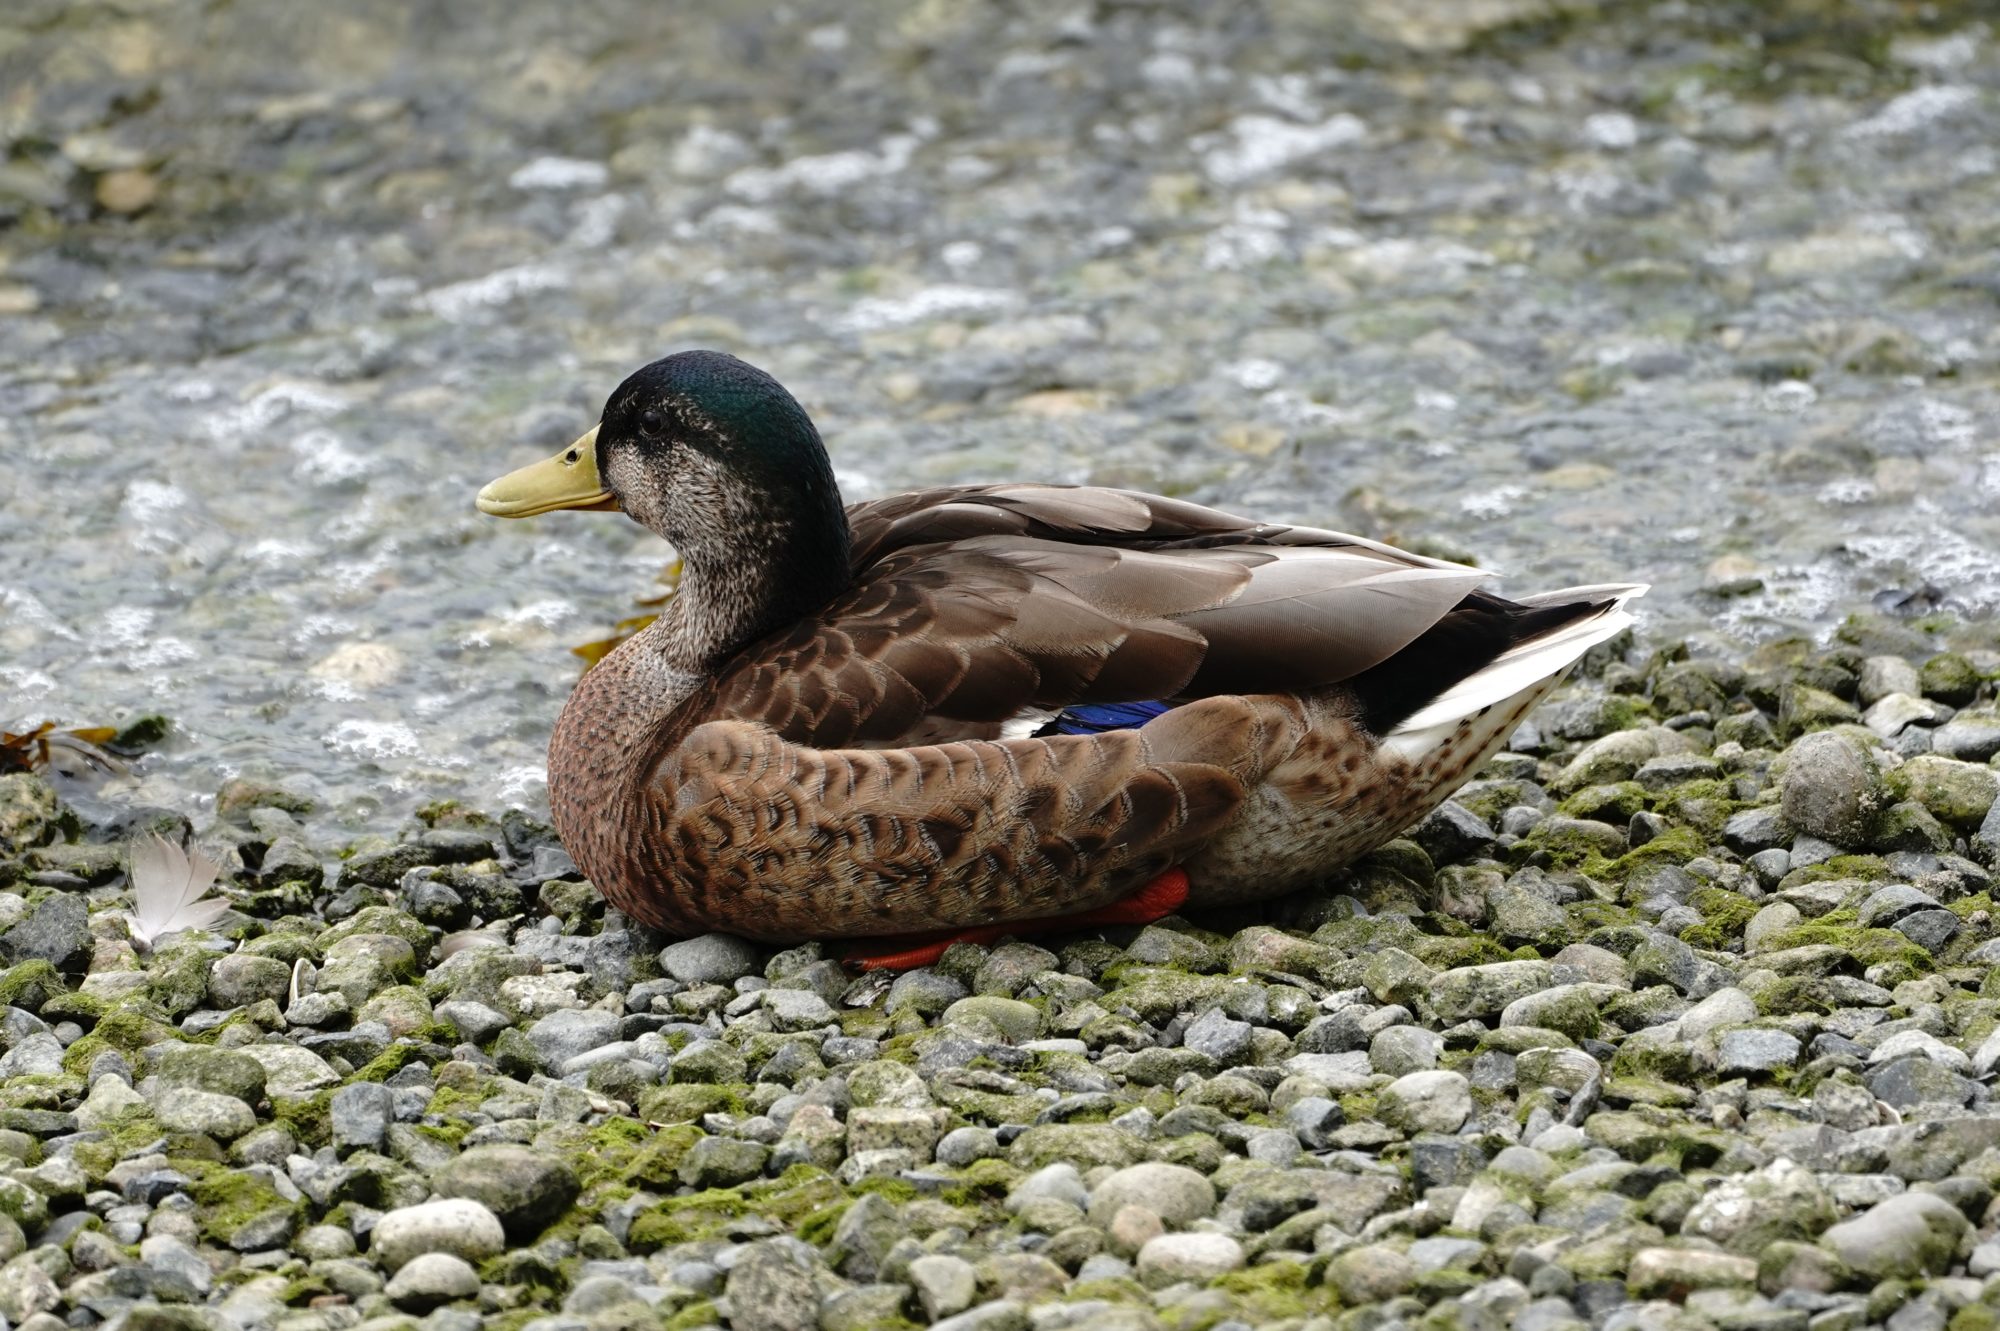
[478,350,852,583]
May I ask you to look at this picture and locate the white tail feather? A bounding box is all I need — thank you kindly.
[1381,584,1647,761]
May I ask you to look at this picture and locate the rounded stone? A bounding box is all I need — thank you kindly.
[906,1253,977,1321]
[153,1087,256,1141]
[431,1143,580,1240]
[384,1252,479,1310]
[1086,1162,1216,1228]
[207,953,293,1009]
[1007,1163,1088,1215]
[1369,1025,1442,1076]
[1378,1070,1473,1134]
[1328,1243,1418,1303]
[1712,1029,1802,1077]
[526,1008,619,1067]
[1819,1192,1971,1280]
[940,995,1041,1043]
[1136,1232,1244,1287]
[154,1046,267,1106]
[1780,732,1880,849]
[660,934,762,985]
[725,1237,822,1331]
[370,1199,506,1272]
[1108,1203,1165,1258]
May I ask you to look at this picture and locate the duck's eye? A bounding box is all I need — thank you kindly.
[638,408,664,437]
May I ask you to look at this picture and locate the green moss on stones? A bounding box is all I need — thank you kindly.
[62,1003,180,1076]
[1212,1260,1320,1321]
[1405,935,1516,971]
[1762,921,1933,977]
[663,1301,721,1331]
[1603,826,1706,881]
[576,1121,704,1192]
[270,1088,336,1149]
[351,1043,433,1083]
[187,1159,304,1248]
[0,960,64,1011]
[1682,888,1760,950]
[626,1165,847,1252]
[636,1083,746,1125]
[1560,782,1649,823]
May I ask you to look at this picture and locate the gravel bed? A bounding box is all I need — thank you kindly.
[4,627,2000,1331]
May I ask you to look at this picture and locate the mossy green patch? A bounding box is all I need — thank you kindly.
[626,1165,847,1251]
[933,1156,1017,1216]
[38,988,103,1027]
[0,960,64,1012]
[1405,935,1515,970]
[480,1247,567,1299]
[70,1111,168,1181]
[1213,1259,1322,1321]
[61,1002,180,1076]
[1559,782,1648,823]
[415,799,495,829]
[636,1082,746,1125]
[1779,856,1896,891]
[663,1301,721,1331]
[186,1158,305,1247]
[1602,826,1706,882]
[145,944,215,1017]
[270,1088,336,1150]
[351,1042,433,1083]
[1682,887,1760,950]
[576,1121,704,1193]
[1512,819,1625,872]
[793,1197,854,1247]
[930,1082,1045,1126]
[1762,921,1932,978]
[1339,1092,1380,1124]
[1653,779,1739,838]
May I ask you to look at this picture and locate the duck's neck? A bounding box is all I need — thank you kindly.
[655,526,851,673]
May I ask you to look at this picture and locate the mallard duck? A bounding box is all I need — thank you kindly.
[479,351,1643,967]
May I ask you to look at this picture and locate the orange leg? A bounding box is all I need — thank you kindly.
[845,867,1191,972]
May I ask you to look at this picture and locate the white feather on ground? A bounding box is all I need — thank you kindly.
[127,833,231,947]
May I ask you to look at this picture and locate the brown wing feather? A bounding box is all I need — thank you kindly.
[612,720,1258,940]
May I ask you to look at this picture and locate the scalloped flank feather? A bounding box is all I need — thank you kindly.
[126,833,231,948]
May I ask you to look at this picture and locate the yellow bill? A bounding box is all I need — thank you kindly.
[476,426,620,517]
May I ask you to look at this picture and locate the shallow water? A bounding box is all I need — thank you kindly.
[3,0,1998,833]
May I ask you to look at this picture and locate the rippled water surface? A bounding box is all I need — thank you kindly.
[4,0,1998,832]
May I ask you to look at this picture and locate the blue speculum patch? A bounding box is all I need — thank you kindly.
[1037,700,1173,736]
